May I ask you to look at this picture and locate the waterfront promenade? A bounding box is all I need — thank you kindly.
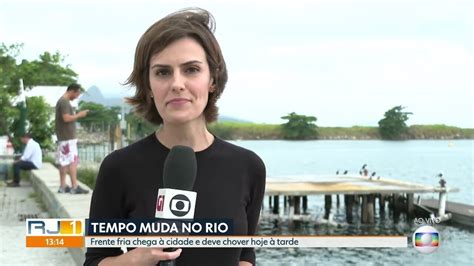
[1,163,90,265]
[0,180,76,265]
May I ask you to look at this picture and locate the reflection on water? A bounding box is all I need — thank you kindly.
[256,208,474,265]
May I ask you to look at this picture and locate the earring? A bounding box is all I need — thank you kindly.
[150,94,154,98]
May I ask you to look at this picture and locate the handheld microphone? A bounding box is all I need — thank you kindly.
[157,146,197,266]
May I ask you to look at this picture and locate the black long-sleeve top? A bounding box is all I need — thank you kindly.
[84,134,266,266]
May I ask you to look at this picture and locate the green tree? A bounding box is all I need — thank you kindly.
[0,43,78,148]
[0,43,22,91]
[77,101,121,132]
[280,112,318,140]
[0,43,22,136]
[19,51,78,87]
[0,91,19,136]
[378,105,413,140]
[125,112,157,141]
[26,96,55,149]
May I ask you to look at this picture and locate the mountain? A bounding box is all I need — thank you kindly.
[80,86,129,110]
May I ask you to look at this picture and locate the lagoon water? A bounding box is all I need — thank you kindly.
[231,140,473,265]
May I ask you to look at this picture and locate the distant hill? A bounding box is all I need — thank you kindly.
[80,86,105,103]
[80,85,130,111]
[218,115,251,123]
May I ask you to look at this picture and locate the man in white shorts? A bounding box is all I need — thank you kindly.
[55,83,89,194]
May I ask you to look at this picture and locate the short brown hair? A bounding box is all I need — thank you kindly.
[125,8,228,125]
[67,83,84,92]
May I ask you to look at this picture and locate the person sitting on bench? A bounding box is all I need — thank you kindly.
[7,133,42,187]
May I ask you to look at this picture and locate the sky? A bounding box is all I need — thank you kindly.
[1,0,472,127]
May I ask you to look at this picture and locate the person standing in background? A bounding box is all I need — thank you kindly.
[6,133,42,187]
[55,83,89,194]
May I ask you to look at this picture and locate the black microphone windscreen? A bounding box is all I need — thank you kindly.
[163,145,197,190]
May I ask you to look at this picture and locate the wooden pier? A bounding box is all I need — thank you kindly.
[263,175,459,224]
[416,198,474,227]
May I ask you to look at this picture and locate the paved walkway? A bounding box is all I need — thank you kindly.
[0,180,76,266]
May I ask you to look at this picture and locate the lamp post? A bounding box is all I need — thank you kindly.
[13,79,27,151]
[116,113,123,149]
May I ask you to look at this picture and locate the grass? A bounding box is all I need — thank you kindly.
[208,121,473,140]
[42,154,56,165]
[318,126,380,139]
[209,121,281,140]
[408,124,474,139]
[77,167,98,189]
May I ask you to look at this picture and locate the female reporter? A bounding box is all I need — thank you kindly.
[85,8,266,266]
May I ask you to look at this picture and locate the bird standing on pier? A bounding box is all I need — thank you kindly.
[360,164,368,176]
[369,172,376,180]
[438,172,446,188]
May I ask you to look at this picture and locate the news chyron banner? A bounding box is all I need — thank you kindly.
[26,219,407,248]
[26,219,84,248]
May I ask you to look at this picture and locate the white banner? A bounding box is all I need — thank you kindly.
[86,236,407,248]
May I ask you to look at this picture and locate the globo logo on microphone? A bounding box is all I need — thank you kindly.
[170,194,191,216]
[156,188,197,220]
